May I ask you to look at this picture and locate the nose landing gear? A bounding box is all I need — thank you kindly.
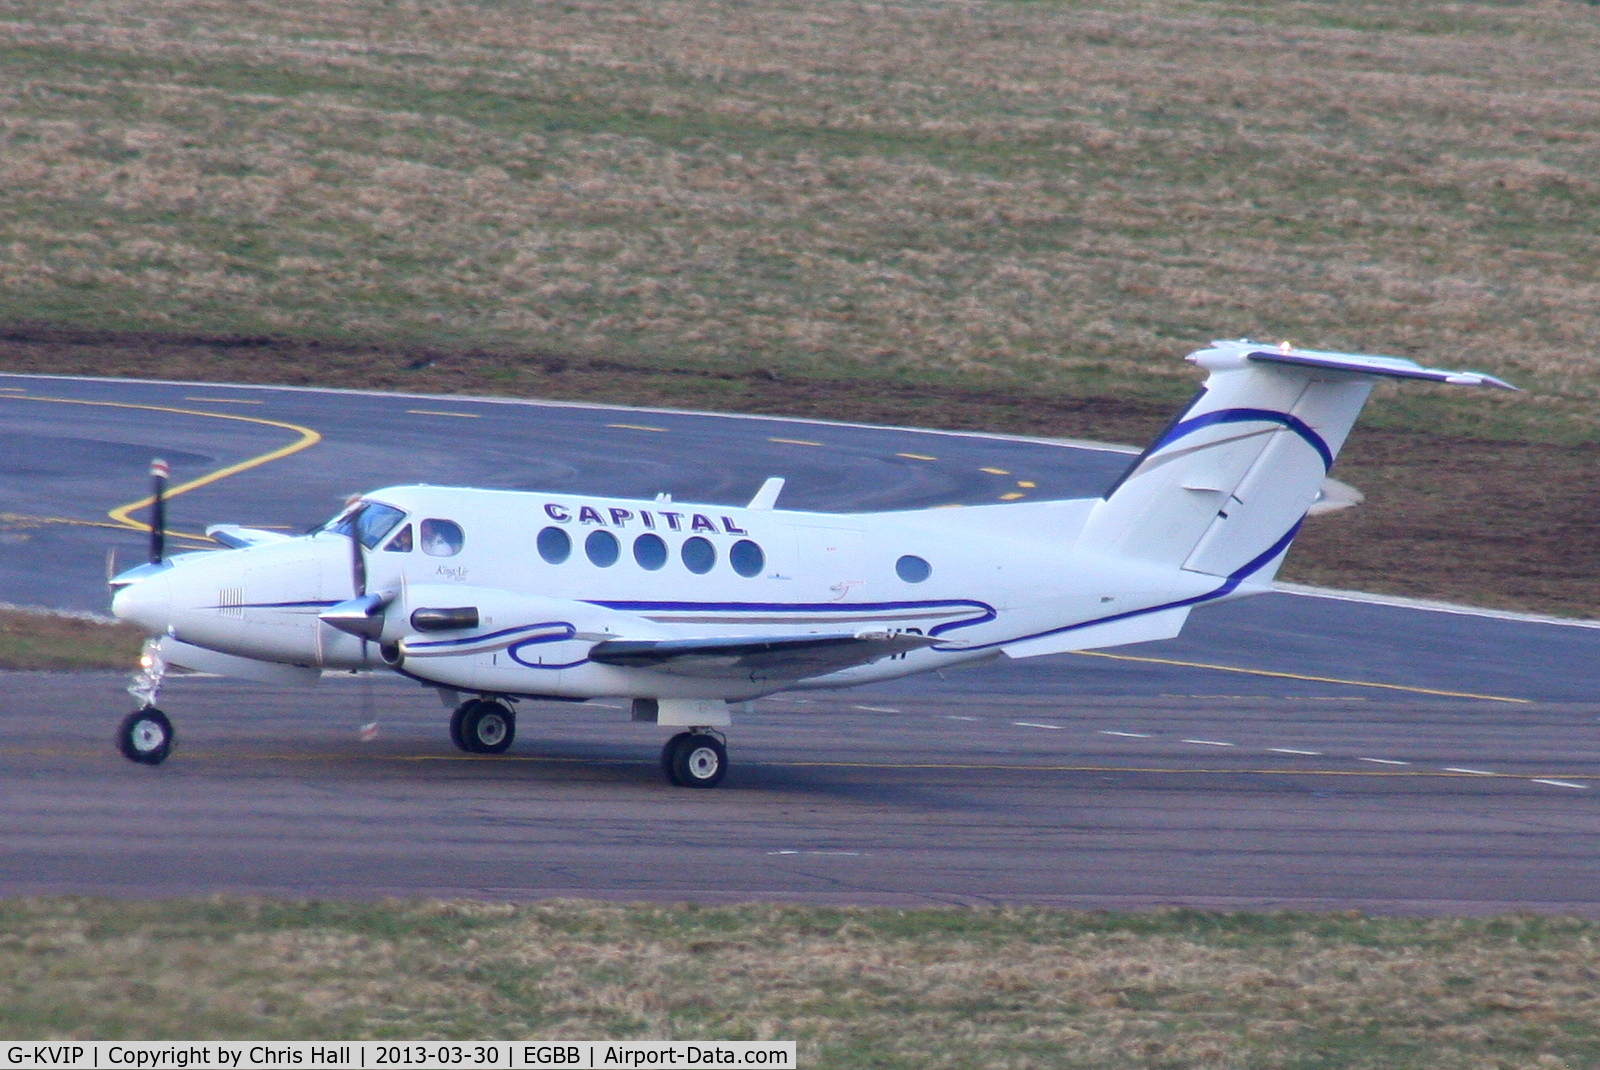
[118,638,173,765]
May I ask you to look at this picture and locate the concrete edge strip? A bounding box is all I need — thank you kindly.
[1273,582,1600,630]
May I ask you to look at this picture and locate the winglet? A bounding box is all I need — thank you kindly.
[746,477,786,510]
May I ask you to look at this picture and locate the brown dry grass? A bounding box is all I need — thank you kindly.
[4,899,1600,1067]
[2,0,1599,410]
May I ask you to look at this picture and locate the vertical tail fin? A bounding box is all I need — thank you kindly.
[1078,341,1513,586]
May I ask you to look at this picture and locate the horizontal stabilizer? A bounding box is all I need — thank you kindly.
[1245,347,1517,390]
[590,631,937,680]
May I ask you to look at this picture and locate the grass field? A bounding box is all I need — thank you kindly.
[4,898,1600,1067]
[3,0,1599,415]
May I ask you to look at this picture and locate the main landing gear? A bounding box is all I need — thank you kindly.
[661,731,727,789]
[449,698,516,754]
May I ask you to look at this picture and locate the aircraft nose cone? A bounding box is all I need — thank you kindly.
[111,568,173,634]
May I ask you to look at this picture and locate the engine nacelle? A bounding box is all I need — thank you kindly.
[382,585,662,696]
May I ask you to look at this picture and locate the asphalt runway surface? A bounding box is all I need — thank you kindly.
[3,372,1598,911]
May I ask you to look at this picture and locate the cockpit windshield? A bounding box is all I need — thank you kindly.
[318,501,407,549]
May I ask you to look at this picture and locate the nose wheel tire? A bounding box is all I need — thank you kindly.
[662,731,727,788]
[452,699,515,754]
[118,708,173,765]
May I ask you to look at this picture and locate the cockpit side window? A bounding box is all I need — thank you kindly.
[420,518,465,557]
[318,502,406,546]
[383,524,413,552]
[354,503,406,548]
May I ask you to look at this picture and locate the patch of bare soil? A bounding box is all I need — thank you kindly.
[4,326,1594,618]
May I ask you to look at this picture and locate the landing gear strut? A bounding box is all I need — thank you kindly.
[661,731,727,788]
[450,698,516,754]
[118,638,173,765]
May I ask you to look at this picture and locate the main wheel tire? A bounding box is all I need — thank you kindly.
[661,732,692,785]
[669,732,727,789]
[118,708,173,765]
[461,700,515,754]
[449,700,480,752]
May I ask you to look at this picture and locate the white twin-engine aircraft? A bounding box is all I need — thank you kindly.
[108,340,1512,786]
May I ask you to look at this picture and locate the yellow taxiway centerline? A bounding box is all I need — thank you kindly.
[28,749,1578,783]
[0,395,322,540]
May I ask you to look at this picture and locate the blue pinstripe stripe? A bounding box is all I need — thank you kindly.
[1155,407,1334,472]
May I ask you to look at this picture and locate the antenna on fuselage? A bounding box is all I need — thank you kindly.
[148,458,168,565]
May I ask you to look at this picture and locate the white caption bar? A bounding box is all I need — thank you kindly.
[1,1043,797,1070]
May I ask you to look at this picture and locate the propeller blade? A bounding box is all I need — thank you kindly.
[148,458,168,565]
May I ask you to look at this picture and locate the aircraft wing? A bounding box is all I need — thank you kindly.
[206,524,293,549]
[588,631,938,680]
